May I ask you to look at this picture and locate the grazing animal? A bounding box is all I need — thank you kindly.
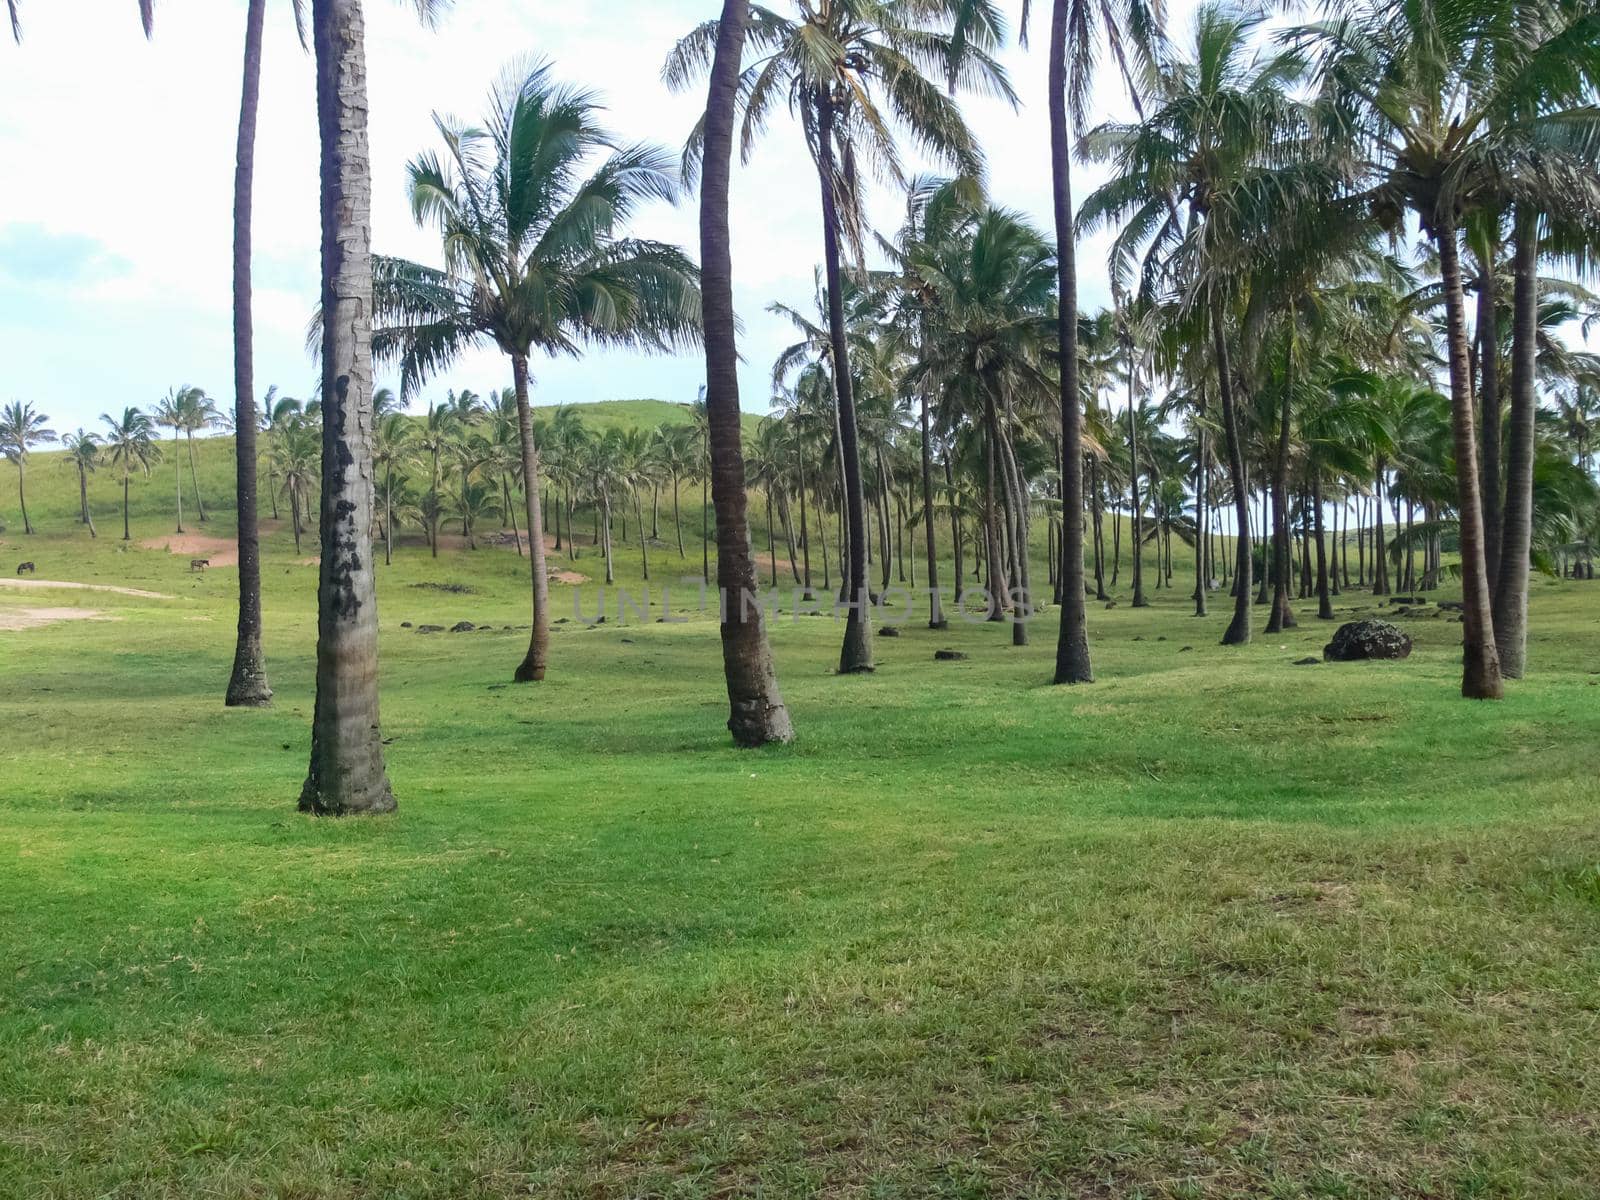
[16,561,35,575]
[190,558,211,572]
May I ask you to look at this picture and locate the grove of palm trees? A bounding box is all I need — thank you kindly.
[2,1,1598,1196]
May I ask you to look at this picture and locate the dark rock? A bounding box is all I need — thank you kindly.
[1438,600,1463,612]
[934,649,968,661]
[449,621,475,633]
[1157,636,1167,642]
[1133,635,1145,642]
[879,625,900,637]
[1294,656,1320,665]
[1179,645,1194,652]
[1323,619,1413,662]
[416,624,445,634]
[556,617,569,624]
[410,581,475,594]
[400,621,413,628]
[620,638,635,644]
[1391,595,1424,605]
[1104,600,1118,609]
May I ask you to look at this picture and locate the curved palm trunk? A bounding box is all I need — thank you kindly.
[671,470,685,557]
[226,0,272,708]
[504,474,522,557]
[300,0,395,815]
[78,466,96,537]
[17,461,31,535]
[511,355,552,683]
[1492,212,1538,679]
[1435,216,1503,699]
[1049,0,1091,682]
[815,94,872,674]
[699,0,793,744]
[1211,291,1251,645]
[185,431,208,522]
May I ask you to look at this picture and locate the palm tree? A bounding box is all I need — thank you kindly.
[7,0,152,41]
[300,0,442,816]
[59,429,100,537]
[99,407,159,541]
[1018,0,1161,680]
[372,59,700,684]
[667,0,1013,674]
[0,401,55,535]
[177,387,216,522]
[151,389,191,533]
[1296,0,1578,698]
[1080,2,1307,646]
[372,411,413,565]
[224,0,287,709]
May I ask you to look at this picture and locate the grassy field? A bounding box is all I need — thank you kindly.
[3,415,1600,1198]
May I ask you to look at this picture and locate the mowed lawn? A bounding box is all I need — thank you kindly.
[3,511,1600,1197]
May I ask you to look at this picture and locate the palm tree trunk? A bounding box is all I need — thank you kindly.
[226,0,272,708]
[815,92,872,673]
[1127,352,1147,609]
[16,461,31,535]
[504,475,522,557]
[429,447,439,557]
[1371,467,1388,594]
[797,460,813,594]
[1434,214,1504,699]
[122,473,131,540]
[1211,292,1251,644]
[1477,249,1502,587]
[300,0,395,814]
[918,384,944,627]
[1267,354,1295,632]
[172,432,184,533]
[699,1,793,743]
[79,467,96,537]
[671,470,685,557]
[1493,211,1538,679]
[185,430,208,522]
[511,354,552,683]
[1048,1,1092,680]
[1194,419,1208,616]
[1313,472,1333,620]
[944,452,961,608]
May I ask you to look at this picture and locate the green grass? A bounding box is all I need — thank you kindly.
[4,422,1600,1198]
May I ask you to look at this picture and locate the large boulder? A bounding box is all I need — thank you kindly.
[1323,619,1412,662]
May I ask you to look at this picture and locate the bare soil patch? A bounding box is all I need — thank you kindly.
[0,579,171,599]
[0,607,114,632]
[141,534,238,567]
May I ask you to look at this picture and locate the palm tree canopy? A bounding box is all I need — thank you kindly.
[369,58,703,395]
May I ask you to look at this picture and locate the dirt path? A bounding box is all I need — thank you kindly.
[141,533,239,568]
[0,607,114,632]
[0,579,172,599]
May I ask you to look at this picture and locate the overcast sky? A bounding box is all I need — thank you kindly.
[0,0,1185,430]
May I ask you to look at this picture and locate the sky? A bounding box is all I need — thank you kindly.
[0,0,1175,431]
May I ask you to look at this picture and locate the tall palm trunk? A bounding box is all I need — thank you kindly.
[671,469,685,557]
[814,92,872,673]
[1193,419,1207,615]
[226,0,272,708]
[1211,291,1251,644]
[300,0,395,814]
[1371,465,1389,594]
[1127,351,1147,608]
[1049,0,1091,682]
[796,455,813,594]
[919,383,944,627]
[1493,211,1538,679]
[171,431,184,533]
[1477,247,1502,586]
[503,474,522,557]
[700,0,793,742]
[1312,471,1334,620]
[122,474,131,540]
[1266,353,1295,632]
[511,355,552,683]
[1434,214,1503,699]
